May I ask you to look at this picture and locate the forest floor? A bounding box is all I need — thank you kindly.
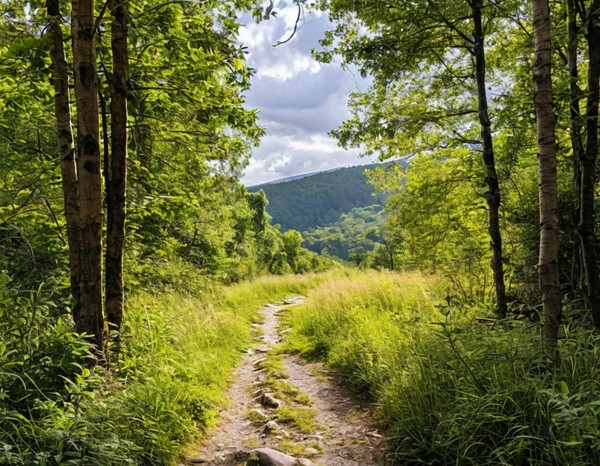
[183,297,389,466]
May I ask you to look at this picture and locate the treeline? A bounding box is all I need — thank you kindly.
[301,205,385,262]
[316,0,600,361]
[0,1,332,462]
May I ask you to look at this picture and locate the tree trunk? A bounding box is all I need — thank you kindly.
[472,0,508,318]
[578,0,600,327]
[46,0,81,318]
[106,0,129,337]
[532,0,561,362]
[567,0,584,291]
[71,0,105,355]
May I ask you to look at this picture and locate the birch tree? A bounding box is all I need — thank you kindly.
[532,0,561,360]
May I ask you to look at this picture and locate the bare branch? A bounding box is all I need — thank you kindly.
[273,1,303,47]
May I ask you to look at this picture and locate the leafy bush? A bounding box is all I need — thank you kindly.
[0,273,136,465]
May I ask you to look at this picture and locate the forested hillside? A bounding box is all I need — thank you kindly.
[249,163,404,264]
[249,164,389,231]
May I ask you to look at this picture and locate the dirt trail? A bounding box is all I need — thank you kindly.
[184,298,388,466]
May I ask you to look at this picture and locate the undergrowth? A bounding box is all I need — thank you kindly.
[0,270,340,465]
[283,270,600,465]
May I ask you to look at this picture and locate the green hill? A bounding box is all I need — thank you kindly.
[302,204,386,261]
[249,164,388,232]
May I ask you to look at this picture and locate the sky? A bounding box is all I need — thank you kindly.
[237,1,371,186]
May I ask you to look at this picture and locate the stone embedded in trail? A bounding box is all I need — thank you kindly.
[253,356,268,367]
[303,447,320,456]
[260,392,282,408]
[247,448,312,466]
[253,389,282,408]
[184,454,210,463]
[262,420,281,433]
[296,460,313,466]
[249,408,269,422]
[260,420,290,438]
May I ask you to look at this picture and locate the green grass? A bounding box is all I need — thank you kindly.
[0,270,342,466]
[266,379,312,406]
[282,270,445,398]
[97,272,340,464]
[282,270,600,465]
[13,266,600,465]
[275,406,318,433]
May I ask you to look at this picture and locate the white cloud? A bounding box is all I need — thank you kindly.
[268,154,292,172]
[237,1,372,185]
[242,131,365,186]
[288,134,340,153]
[256,55,321,81]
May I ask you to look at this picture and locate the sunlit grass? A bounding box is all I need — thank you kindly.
[281,269,600,465]
[98,271,344,465]
[282,270,445,397]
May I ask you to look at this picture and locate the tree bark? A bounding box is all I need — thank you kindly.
[472,0,508,318]
[578,0,600,327]
[72,0,105,355]
[106,0,129,337]
[46,0,81,318]
[567,0,585,291]
[532,0,561,362]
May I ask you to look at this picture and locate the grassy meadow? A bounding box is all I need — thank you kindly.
[5,268,600,465]
[282,270,600,465]
[0,272,333,465]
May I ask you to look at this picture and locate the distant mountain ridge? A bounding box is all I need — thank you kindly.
[248,166,346,187]
[248,163,391,233]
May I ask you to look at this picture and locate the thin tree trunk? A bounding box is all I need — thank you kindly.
[532,0,561,362]
[106,0,129,337]
[472,0,508,318]
[567,0,585,291]
[71,0,105,355]
[578,0,600,327]
[46,0,81,318]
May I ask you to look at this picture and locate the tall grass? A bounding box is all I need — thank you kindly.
[93,272,339,465]
[0,271,340,465]
[283,270,600,465]
[283,271,444,397]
